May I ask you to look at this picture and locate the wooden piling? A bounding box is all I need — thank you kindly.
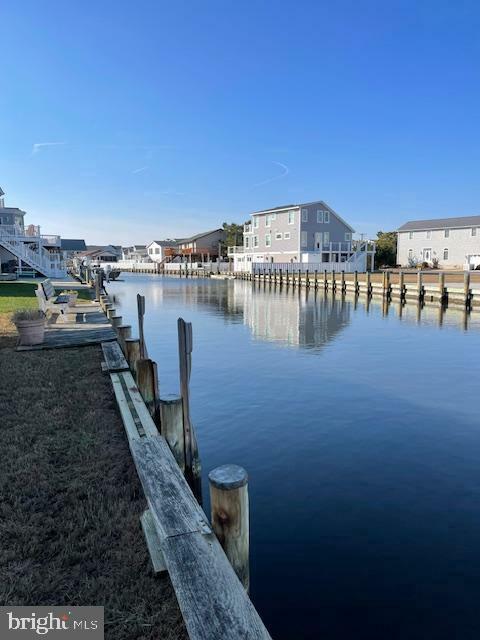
[324,269,328,290]
[159,394,185,470]
[365,271,371,295]
[353,270,358,293]
[125,338,141,376]
[340,270,345,292]
[107,307,116,321]
[137,294,147,358]
[398,270,405,299]
[464,271,471,307]
[136,358,160,426]
[438,272,446,302]
[417,270,424,300]
[117,324,131,351]
[209,464,250,592]
[178,318,202,504]
[111,315,122,330]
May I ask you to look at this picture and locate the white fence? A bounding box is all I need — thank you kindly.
[163,262,231,273]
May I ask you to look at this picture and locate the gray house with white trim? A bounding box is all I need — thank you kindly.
[397,215,480,269]
[232,200,374,272]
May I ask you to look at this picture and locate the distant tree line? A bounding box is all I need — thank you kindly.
[375,231,397,267]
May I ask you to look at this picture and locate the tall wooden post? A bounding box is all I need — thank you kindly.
[331,270,335,292]
[305,269,310,288]
[137,358,160,427]
[417,270,424,300]
[353,270,358,293]
[438,271,445,302]
[464,271,471,307]
[366,270,371,295]
[324,269,328,290]
[209,465,249,592]
[340,270,345,292]
[137,293,147,359]
[398,270,405,299]
[314,270,318,290]
[178,318,202,503]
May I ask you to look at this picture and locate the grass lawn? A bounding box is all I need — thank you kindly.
[0,344,187,640]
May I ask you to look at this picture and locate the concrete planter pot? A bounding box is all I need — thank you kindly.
[67,293,78,307]
[14,318,46,346]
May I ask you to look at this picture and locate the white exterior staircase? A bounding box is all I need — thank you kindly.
[0,225,66,278]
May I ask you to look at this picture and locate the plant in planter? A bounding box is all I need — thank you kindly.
[62,289,79,307]
[12,309,46,346]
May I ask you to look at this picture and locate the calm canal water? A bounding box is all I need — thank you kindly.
[111,273,476,640]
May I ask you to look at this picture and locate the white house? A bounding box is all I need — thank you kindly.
[146,240,179,263]
[397,215,480,269]
[122,245,149,262]
[0,186,66,277]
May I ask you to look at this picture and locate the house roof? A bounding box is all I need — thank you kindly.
[178,229,224,243]
[0,206,25,214]
[61,239,86,251]
[251,200,355,232]
[398,215,480,232]
[147,240,180,247]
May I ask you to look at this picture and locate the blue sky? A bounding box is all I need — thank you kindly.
[1,0,479,244]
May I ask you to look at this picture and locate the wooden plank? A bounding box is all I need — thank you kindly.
[119,371,158,438]
[162,531,272,640]
[110,373,142,442]
[101,341,129,372]
[140,509,167,573]
[130,436,211,540]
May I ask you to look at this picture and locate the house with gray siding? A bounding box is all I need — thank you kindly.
[397,215,480,269]
[232,200,374,272]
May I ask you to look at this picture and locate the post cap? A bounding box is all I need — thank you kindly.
[209,465,248,490]
[159,393,182,404]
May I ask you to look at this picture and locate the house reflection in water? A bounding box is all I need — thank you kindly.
[232,281,351,350]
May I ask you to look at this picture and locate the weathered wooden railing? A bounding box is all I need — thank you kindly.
[99,293,270,639]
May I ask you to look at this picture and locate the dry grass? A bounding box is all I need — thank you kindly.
[0,344,188,640]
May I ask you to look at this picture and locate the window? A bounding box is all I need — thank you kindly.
[253,235,259,248]
[284,232,291,240]
[148,248,153,254]
[345,232,351,241]
[301,231,307,247]
[472,228,477,237]
[265,233,271,247]
[155,248,160,254]
[408,248,413,259]
[409,231,414,239]
[288,211,295,224]
[323,231,330,244]
[443,248,449,260]
[301,208,308,222]
[426,230,432,239]
[444,229,449,238]
[265,216,271,228]
[275,232,282,240]
[253,217,259,229]
[245,237,250,248]
[270,213,276,221]
[324,211,330,223]
[316,210,324,223]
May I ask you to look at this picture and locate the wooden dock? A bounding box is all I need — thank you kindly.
[234,268,479,310]
[17,301,116,351]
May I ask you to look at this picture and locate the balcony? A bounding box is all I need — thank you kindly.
[228,246,245,255]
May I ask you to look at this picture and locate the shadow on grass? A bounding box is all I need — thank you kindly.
[0,344,187,640]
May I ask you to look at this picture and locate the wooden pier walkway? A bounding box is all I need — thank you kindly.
[17,301,116,351]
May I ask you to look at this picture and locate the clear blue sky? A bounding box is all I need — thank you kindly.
[1,0,479,244]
